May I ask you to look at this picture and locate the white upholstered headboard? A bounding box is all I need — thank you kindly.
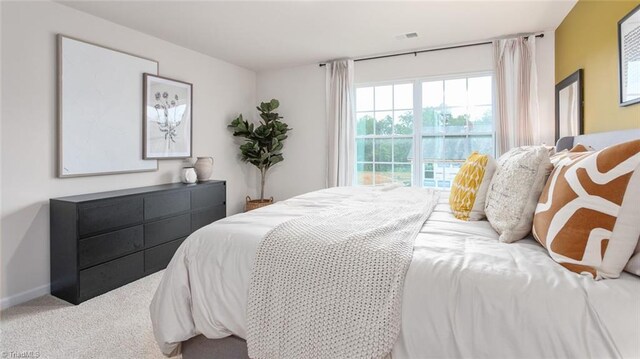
[556,129,640,151]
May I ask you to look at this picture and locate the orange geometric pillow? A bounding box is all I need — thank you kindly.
[568,143,590,153]
[549,144,592,167]
[532,140,640,279]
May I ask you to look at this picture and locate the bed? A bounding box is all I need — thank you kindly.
[151,129,640,359]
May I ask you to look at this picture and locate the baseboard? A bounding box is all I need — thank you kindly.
[1,284,50,310]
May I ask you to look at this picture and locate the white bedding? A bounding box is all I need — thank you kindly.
[150,186,640,358]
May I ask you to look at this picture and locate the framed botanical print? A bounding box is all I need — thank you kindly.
[143,74,193,159]
[618,4,640,106]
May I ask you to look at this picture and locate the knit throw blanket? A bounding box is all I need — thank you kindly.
[246,187,439,359]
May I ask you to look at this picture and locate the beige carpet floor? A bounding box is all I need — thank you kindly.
[0,271,177,359]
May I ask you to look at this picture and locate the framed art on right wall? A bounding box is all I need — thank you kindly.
[618,4,640,107]
[555,69,584,143]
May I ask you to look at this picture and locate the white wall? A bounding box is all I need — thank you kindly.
[0,1,257,308]
[256,32,556,202]
[354,44,493,83]
[256,64,326,201]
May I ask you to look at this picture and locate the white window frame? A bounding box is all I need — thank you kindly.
[354,71,496,188]
[353,80,415,187]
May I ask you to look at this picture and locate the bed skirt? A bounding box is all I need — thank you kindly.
[181,335,248,359]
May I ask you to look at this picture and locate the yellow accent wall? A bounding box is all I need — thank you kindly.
[556,0,640,133]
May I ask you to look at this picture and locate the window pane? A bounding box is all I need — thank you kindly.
[375,164,392,184]
[356,87,374,111]
[394,110,413,135]
[469,135,494,155]
[442,107,468,134]
[393,164,412,186]
[423,162,450,188]
[422,136,444,160]
[422,81,443,107]
[444,136,468,160]
[356,163,374,185]
[424,162,434,179]
[423,162,436,188]
[468,105,493,133]
[437,162,456,188]
[375,138,392,162]
[375,85,393,110]
[393,138,412,162]
[444,78,466,107]
[356,138,373,162]
[422,107,443,134]
[394,83,413,109]
[375,111,393,135]
[356,112,374,135]
[423,161,459,189]
[468,76,492,105]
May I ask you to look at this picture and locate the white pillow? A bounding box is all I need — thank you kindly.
[485,146,552,243]
[625,238,640,276]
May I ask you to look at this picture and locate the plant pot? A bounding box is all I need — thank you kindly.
[245,196,274,212]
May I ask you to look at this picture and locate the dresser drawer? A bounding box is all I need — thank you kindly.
[79,225,143,269]
[191,184,225,211]
[145,213,191,248]
[192,204,226,231]
[78,251,143,301]
[144,237,186,274]
[145,190,190,220]
[78,197,143,237]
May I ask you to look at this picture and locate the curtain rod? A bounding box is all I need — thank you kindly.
[318,33,544,67]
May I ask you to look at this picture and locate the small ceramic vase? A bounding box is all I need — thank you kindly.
[181,167,197,184]
[194,157,213,181]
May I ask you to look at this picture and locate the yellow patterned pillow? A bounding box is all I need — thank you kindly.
[449,152,497,221]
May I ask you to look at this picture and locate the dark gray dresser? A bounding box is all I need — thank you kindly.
[50,180,226,304]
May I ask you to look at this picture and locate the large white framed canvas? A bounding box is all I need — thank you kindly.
[618,5,640,106]
[58,35,158,177]
[143,74,193,159]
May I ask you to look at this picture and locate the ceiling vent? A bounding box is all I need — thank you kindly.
[396,32,419,40]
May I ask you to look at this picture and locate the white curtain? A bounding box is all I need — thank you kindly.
[326,59,355,187]
[493,36,540,155]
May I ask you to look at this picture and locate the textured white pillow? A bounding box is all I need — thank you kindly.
[485,146,552,243]
[468,156,497,221]
[625,238,640,276]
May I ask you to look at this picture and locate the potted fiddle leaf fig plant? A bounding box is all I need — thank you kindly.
[228,99,291,211]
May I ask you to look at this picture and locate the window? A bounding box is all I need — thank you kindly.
[421,76,494,188]
[355,84,414,186]
[355,73,494,188]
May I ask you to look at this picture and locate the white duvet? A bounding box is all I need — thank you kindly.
[150,187,640,358]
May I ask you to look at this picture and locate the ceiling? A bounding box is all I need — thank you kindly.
[58,0,577,72]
